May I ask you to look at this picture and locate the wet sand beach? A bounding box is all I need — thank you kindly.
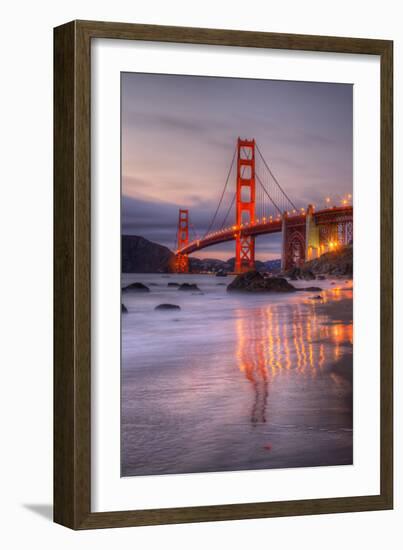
[121,274,353,477]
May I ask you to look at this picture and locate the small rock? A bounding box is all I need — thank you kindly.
[122,303,128,313]
[122,282,150,292]
[310,295,322,300]
[167,282,180,287]
[178,283,200,291]
[317,275,326,280]
[154,303,181,310]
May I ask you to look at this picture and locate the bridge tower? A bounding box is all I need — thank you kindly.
[235,138,256,273]
[175,209,189,273]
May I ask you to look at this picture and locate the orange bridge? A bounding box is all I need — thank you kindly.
[175,138,353,273]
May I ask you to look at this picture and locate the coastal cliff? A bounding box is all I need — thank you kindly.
[122,235,175,273]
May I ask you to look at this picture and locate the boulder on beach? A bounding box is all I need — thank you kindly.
[122,282,150,292]
[122,303,128,313]
[167,282,180,287]
[227,271,296,292]
[178,283,200,291]
[154,303,181,311]
[285,267,316,281]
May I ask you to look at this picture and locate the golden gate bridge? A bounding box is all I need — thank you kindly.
[174,138,353,273]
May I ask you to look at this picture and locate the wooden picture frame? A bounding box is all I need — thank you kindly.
[54,20,393,529]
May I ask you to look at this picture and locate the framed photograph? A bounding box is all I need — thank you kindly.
[54,20,393,529]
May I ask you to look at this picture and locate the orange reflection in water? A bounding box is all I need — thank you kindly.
[235,296,352,425]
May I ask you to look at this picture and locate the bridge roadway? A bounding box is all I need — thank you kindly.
[177,205,352,256]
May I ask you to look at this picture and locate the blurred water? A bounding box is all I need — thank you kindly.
[121,273,353,476]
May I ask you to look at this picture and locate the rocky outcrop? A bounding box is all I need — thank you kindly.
[304,245,353,277]
[122,282,150,292]
[227,271,296,292]
[122,303,128,313]
[155,304,181,310]
[285,267,316,281]
[122,235,175,273]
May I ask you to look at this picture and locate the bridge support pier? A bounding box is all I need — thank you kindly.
[281,210,307,272]
[280,212,287,272]
[305,204,320,261]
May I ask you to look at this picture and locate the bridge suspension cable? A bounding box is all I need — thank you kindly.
[219,192,236,229]
[256,174,282,217]
[203,146,237,238]
[255,143,298,212]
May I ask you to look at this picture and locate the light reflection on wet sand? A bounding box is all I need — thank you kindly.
[235,288,353,427]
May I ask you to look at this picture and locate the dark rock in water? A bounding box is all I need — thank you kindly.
[301,269,316,280]
[286,267,316,280]
[216,270,228,277]
[122,282,150,292]
[155,303,181,310]
[227,271,296,292]
[178,283,200,291]
[122,303,128,313]
[310,295,322,300]
[168,282,180,287]
[317,275,326,280]
[216,283,226,286]
[296,286,323,292]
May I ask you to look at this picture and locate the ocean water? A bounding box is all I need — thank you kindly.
[121,273,353,477]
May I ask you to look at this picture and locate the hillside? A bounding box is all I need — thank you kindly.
[122,234,282,274]
[122,235,175,273]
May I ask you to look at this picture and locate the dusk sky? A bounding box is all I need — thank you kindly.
[122,72,353,260]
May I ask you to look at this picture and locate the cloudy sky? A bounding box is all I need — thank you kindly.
[122,72,352,260]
